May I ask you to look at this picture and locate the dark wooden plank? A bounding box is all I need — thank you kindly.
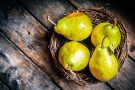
[0,81,9,90]
[125,20,135,60]
[0,2,68,90]
[0,0,111,90]
[18,0,75,30]
[0,34,60,90]
[86,83,111,90]
[108,58,135,90]
[0,1,60,88]
[68,0,95,9]
[68,0,108,9]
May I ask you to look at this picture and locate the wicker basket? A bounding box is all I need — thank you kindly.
[49,8,128,86]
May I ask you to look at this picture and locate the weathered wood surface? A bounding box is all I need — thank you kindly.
[0,2,62,90]
[18,0,75,30]
[68,0,110,9]
[108,58,135,90]
[125,20,135,60]
[68,0,95,9]
[0,1,60,88]
[0,0,135,90]
[0,81,9,90]
[0,33,60,90]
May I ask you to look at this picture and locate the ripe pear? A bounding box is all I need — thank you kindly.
[54,12,93,41]
[91,22,121,49]
[89,40,118,81]
[58,41,90,71]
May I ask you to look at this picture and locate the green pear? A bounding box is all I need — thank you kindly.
[54,12,93,41]
[89,37,118,81]
[91,22,121,49]
[59,41,90,71]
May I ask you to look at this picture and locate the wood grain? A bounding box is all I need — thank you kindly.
[68,0,95,9]
[0,34,60,90]
[108,58,135,90]
[0,81,9,90]
[124,20,135,59]
[0,0,111,90]
[18,0,75,30]
[68,0,108,9]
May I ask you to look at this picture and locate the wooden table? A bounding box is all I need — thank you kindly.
[0,0,135,90]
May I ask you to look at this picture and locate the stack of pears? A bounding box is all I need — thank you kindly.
[52,11,121,81]
[90,22,121,81]
[54,12,92,72]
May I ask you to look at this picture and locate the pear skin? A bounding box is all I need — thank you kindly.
[89,44,118,81]
[55,12,92,41]
[91,22,121,49]
[59,41,90,71]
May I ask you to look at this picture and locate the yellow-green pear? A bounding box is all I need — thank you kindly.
[59,41,90,71]
[89,37,118,81]
[91,22,121,49]
[55,12,93,41]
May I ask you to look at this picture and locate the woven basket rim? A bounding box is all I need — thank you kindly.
[49,8,128,86]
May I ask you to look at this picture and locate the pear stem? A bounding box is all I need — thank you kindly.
[101,35,107,49]
[67,65,76,76]
[47,16,56,25]
[113,18,117,27]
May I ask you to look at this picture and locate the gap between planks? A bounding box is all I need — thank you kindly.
[128,55,135,63]
[0,79,11,90]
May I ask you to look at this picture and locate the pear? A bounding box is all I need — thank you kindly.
[89,37,118,81]
[59,41,90,71]
[54,12,93,41]
[91,22,121,49]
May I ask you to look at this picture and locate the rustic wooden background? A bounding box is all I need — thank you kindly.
[0,0,135,90]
